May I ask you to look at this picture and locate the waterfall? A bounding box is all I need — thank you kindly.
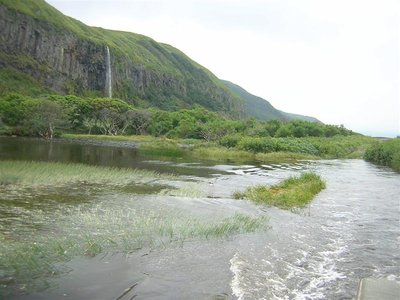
[105,46,112,98]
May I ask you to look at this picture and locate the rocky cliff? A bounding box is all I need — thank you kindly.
[0,4,105,93]
[0,0,244,116]
[0,0,319,122]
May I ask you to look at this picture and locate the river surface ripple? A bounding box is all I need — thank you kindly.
[229,159,400,300]
[1,138,399,299]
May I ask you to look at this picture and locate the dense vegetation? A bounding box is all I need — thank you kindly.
[0,93,377,161]
[0,93,353,138]
[364,139,400,172]
[234,172,326,209]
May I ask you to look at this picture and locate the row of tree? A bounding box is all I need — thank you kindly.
[0,93,355,140]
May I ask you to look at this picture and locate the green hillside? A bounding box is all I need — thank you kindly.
[0,0,319,122]
[222,80,319,122]
[0,0,244,115]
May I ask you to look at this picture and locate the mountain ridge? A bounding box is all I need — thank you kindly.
[0,0,318,122]
[222,80,319,122]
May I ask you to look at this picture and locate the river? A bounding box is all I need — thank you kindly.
[0,137,399,299]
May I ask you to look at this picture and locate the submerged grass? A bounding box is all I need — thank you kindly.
[189,146,318,164]
[0,203,266,296]
[254,151,319,163]
[0,160,171,187]
[190,146,253,162]
[158,183,207,197]
[234,172,326,209]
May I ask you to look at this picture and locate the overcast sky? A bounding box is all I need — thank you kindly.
[47,0,399,137]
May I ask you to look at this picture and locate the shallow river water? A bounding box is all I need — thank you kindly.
[0,137,399,299]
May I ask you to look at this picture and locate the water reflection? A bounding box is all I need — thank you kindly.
[0,137,222,177]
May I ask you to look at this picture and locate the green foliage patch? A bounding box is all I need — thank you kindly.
[0,93,378,163]
[364,139,400,172]
[234,172,326,209]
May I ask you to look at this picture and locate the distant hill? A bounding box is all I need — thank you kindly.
[0,0,319,122]
[222,80,319,122]
[279,111,320,123]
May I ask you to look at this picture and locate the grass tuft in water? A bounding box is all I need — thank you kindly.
[0,160,171,187]
[158,183,207,197]
[234,172,326,209]
[254,151,319,163]
[0,204,266,296]
[190,146,253,162]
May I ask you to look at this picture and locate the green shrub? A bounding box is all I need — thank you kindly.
[364,139,400,172]
[139,140,184,157]
[237,137,275,153]
[190,146,253,162]
[237,137,318,155]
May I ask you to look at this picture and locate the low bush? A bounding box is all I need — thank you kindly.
[364,139,400,172]
[234,172,326,209]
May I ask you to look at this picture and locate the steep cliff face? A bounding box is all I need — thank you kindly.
[0,0,244,116]
[0,5,105,93]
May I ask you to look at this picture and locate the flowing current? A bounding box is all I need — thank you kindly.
[228,160,399,299]
[0,138,398,299]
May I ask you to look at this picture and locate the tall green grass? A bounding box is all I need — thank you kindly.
[57,134,377,163]
[254,151,319,162]
[190,146,253,162]
[306,136,376,158]
[364,138,400,172]
[189,146,318,163]
[0,204,266,296]
[0,160,171,187]
[234,172,326,209]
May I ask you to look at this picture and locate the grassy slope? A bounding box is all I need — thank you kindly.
[222,80,319,122]
[0,68,51,96]
[222,80,286,121]
[1,0,175,73]
[0,0,243,113]
[279,111,320,123]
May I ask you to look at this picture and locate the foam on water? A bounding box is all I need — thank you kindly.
[230,253,246,300]
[228,160,400,299]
